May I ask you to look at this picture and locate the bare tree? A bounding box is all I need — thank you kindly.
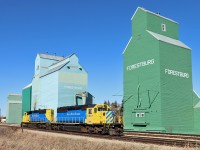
[104,100,108,105]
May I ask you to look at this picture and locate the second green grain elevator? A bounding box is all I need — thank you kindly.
[123,7,199,134]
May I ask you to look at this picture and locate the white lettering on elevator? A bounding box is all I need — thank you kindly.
[165,69,189,78]
[127,59,155,71]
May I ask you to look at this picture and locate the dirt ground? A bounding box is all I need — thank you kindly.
[0,127,199,150]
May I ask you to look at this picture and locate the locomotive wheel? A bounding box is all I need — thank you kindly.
[94,127,99,134]
[87,127,93,134]
[108,129,115,136]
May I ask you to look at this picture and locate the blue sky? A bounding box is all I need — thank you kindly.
[0,0,199,116]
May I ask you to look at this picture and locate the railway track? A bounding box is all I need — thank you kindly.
[1,124,200,147]
[125,131,200,141]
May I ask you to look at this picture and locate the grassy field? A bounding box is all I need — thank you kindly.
[0,127,198,150]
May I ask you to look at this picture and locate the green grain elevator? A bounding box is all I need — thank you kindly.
[22,84,32,116]
[123,7,200,134]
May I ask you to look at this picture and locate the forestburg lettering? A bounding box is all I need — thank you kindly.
[165,69,189,78]
[127,59,155,71]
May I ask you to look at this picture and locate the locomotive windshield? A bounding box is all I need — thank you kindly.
[98,106,107,111]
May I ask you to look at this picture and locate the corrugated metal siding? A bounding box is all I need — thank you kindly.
[124,8,162,131]
[40,71,58,115]
[146,10,178,39]
[22,86,32,116]
[58,79,87,106]
[35,54,59,76]
[6,94,22,124]
[8,103,22,124]
[193,92,200,134]
[160,42,193,133]
[58,60,88,107]
[32,75,40,110]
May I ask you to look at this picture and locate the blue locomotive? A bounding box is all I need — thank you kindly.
[22,104,123,135]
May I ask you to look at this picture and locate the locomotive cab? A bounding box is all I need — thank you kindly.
[22,112,30,122]
[85,104,114,124]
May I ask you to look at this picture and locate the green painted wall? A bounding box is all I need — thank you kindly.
[6,94,22,124]
[159,42,193,133]
[124,8,162,131]
[146,12,178,39]
[22,85,32,116]
[123,7,195,134]
[193,92,200,134]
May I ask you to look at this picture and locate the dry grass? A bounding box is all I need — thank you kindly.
[0,127,199,150]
